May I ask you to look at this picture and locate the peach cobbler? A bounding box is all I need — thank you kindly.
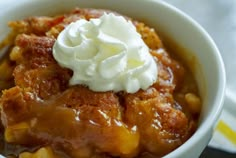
[0,8,201,158]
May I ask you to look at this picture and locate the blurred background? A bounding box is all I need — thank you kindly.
[163,0,236,157]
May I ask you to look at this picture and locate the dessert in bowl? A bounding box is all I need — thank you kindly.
[0,0,225,158]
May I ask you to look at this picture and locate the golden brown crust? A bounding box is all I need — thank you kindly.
[124,87,195,155]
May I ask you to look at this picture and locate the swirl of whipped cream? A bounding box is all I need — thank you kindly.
[53,13,158,93]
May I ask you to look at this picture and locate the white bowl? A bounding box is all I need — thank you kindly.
[0,0,226,157]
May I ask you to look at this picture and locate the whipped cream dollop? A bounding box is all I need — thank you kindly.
[53,13,158,93]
